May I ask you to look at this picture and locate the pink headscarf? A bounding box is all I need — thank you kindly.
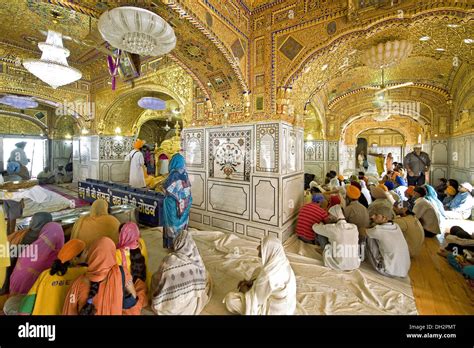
[116,222,140,268]
[10,222,64,294]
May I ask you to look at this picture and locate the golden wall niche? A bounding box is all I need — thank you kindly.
[93,63,193,135]
[0,114,43,135]
[54,115,78,139]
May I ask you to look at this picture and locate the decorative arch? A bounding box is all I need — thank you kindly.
[0,110,48,134]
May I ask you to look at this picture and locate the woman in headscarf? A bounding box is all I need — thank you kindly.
[116,222,151,291]
[151,230,211,315]
[9,222,64,295]
[224,236,297,315]
[425,184,447,225]
[18,239,87,315]
[63,237,147,315]
[162,153,192,249]
[8,212,52,246]
[70,199,120,247]
[4,222,64,315]
[1,212,53,296]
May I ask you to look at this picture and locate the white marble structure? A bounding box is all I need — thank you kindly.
[182,121,304,242]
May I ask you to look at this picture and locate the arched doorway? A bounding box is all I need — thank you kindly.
[357,128,405,175]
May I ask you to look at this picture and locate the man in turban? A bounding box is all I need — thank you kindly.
[8,141,30,180]
[344,185,370,238]
[126,139,146,188]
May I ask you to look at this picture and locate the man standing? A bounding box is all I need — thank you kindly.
[8,142,30,180]
[403,144,431,186]
[125,139,146,188]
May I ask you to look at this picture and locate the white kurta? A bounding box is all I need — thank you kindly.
[127,149,146,188]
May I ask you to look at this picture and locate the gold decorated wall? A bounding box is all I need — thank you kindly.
[0,114,43,135]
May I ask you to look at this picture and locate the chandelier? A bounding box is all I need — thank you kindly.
[98,7,176,57]
[362,40,413,69]
[23,30,82,89]
[0,95,38,109]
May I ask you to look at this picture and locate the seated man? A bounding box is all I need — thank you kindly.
[368,186,395,220]
[224,236,296,315]
[403,186,416,212]
[37,167,55,185]
[295,193,328,244]
[445,182,474,220]
[54,165,66,184]
[394,211,425,258]
[435,178,448,201]
[312,205,360,271]
[366,205,411,278]
[343,185,370,237]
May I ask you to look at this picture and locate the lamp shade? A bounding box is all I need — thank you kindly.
[362,40,413,69]
[98,6,176,56]
[0,95,38,109]
[138,97,166,110]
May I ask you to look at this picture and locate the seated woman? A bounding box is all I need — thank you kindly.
[438,226,474,257]
[413,186,441,237]
[18,239,87,315]
[70,199,120,247]
[4,222,64,314]
[443,185,457,207]
[1,212,53,295]
[116,222,151,290]
[63,237,147,315]
[151,230,211,315]
[224,236,296,315]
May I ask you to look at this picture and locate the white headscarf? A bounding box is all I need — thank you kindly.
[329,178,340,190]
[244,236,296,315]
[328,205,345,220]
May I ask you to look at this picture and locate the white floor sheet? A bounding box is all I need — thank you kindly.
[141,227,417,315]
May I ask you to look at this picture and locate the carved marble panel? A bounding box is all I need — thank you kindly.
[287,130,297,172]
[183,129,205,168]
[208,128,251,181]
[282,174,303,225]
[99,136,134,161]
[328,141,338,161]
[208,181,250,220]
[212,217,234,232]
[188,172,205,210]
[432,141,448,165]
[256,123,279,173]
[253,177,278,226]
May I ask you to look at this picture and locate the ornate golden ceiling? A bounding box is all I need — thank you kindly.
[240,0,277,11]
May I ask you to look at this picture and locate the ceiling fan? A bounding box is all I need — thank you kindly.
[363,68,414,95]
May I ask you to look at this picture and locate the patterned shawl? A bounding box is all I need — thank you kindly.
[151,230,207,311]
[163,153,192,217]
[10,222,64,294]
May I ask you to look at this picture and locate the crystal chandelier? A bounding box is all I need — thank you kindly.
[23,30,82,89]
[98,6,176,57]
[362,40,413,69]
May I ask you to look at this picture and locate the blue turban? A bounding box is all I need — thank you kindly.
[312,193,325,203]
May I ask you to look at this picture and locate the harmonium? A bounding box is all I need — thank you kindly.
[78,179,164,227]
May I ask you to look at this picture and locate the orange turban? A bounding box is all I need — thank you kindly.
[337,175,344,181]
[133,139,145,150]
[378,184,388,192]
[346,185,361,200]
[406,186,415,196]
[58,239,86,263]
[445,186,456,196]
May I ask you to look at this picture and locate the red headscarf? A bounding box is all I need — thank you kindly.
[116,222,140,268]
[328,195,341,209]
